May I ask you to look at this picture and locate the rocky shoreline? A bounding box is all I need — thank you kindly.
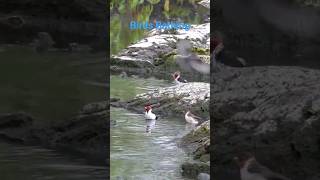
[111,81,211,179]
[0,101,108,166]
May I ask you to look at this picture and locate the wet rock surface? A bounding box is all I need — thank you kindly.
[212,65,320,180]
[180,121,210,178]
[0,0,105,50]
[0,101,108,165]
[112,82,210,119]
[215,0,320,68]
[111,22,210,81]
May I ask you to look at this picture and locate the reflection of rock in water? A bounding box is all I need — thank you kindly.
[145,119,156,133]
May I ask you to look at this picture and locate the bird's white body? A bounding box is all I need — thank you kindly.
[174,77,182,84]
[241,158,266,180]
[145,109,157,120]
[185,111,199,124]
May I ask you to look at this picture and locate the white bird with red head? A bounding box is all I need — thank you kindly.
[144,104,158,120]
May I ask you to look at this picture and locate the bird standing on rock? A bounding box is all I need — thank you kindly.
[234,152,291,180]
[184,111,201,125]
[172,71,188,84]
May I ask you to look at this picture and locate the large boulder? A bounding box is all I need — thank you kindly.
[214,0,320,68]
[120,82,210,118]
[212,65,320,180]
[180,120,210,178]
[111,23,210,81]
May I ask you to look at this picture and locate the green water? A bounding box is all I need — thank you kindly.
[0,45,107,179]
[110,75,169,101]
[0,45,106,125]
[110,75,192,180]
[0,142,107,180]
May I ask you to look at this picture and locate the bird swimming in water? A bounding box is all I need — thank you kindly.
[144,104,159,133]
[144,105,158,120]
[234,152,291,180]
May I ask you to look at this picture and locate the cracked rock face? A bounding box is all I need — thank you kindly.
[212,65,320,180]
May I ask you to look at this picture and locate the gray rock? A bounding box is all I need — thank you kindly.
[111,23,210,80]
[34,32,55,52]
[212,65,320,180]
[197,173,210,180]
[125,82,210,117]
[198,0,210,9]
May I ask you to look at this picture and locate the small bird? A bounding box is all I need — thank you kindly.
[144,105,158,120]
[234,152,291,180]
[184,111,201,124]
[172,71,188,84]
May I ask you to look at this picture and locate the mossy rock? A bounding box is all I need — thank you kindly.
[199,153,210,162]
[181,161,210,178]
[192,47,210,55]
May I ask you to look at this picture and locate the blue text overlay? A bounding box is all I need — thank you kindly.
[129,21,191,31]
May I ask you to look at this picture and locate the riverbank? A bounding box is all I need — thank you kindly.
[111,81,210,179]
[0,101,108,165]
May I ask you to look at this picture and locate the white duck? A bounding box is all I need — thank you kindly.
[144,105,158,120]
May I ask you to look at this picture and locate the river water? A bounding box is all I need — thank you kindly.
[0,45,107,179]
[110,75,192,180]
[0,142,108,180]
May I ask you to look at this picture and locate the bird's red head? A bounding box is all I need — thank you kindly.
[234,152,255,168]
[144,105,152,112]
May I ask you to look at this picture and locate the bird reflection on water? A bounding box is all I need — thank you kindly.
[145,119,156,133]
